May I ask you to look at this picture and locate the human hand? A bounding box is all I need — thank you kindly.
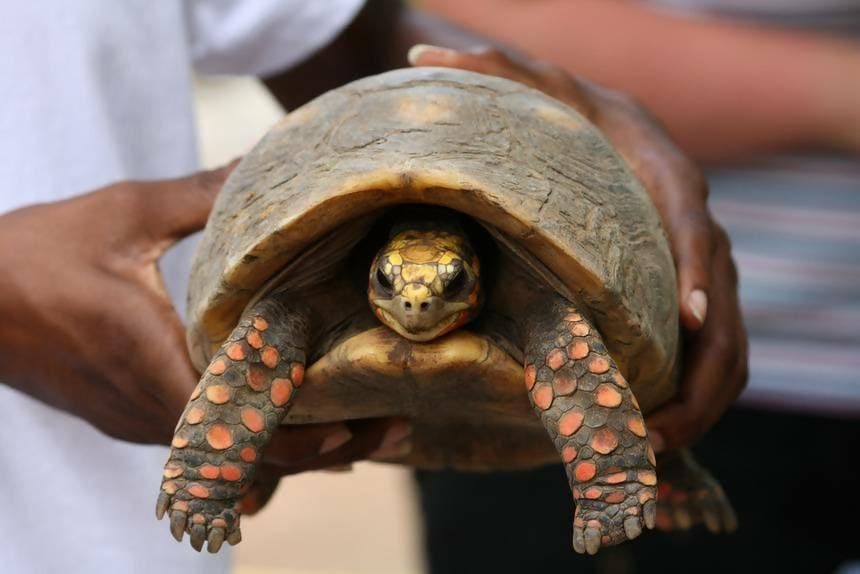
[0,168,411,465]
[0,166,244,443]
[408,46,748,450]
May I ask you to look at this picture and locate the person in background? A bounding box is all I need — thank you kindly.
[418,1,860,572]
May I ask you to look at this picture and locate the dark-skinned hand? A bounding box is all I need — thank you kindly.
[0,164,406,473]
[409,45,748,451]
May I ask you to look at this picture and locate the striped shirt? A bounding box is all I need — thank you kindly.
[708,156,860,415]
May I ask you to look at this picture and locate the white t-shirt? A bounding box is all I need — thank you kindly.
[0,1,363,572]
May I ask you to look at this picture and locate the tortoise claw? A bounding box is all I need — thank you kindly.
[643,499,657,529]
[190,523,207,552]
[584,527,601,555]
[155,492,170,520]
[227,528,243,546]
[623,516,642,540]
[207,528,226,553]
[170,511,187,542]
[572,528,585,553]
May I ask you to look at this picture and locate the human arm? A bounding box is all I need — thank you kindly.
[421,0,860,162]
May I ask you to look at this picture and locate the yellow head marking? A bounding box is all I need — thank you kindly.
[369,227,482,342]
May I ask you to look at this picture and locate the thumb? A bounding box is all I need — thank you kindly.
[141,159,240,243]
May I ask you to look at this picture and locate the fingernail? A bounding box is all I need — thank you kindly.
[318,428,353,455]
[687,290,708,325]
[407,44,454,66]
[368,421,413,461]
[649,431,666,454]
[369,439,412,461]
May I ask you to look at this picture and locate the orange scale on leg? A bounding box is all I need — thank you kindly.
[221,464,243,482]
[558,410,584,436]
[574,460,597,482]
[613,372,628,388]
[646,444,656,466]
[270,378,293,407]
[627,416,647,437]
[199,464,220,480]
[206,385,232,405]
[261,346,280,369]
[588,357,610,374]
[606,471,628,484]
[562,445,578,463]
[185,406,205,425]
[163,463,183,479]
[226,343,247,361]
[247,330,264,349]
[211,518,227,529]
[171,434,189,449]
[206,424,234,450]
[240,446,258,463]
[569,323,589,337]
[552,373,577,395]
[584,487,602,500]
[546,348,567,371]
[605,491,626,504]
[253,316,269,331]
[208,359,227,376]
[246,366,268,391]
[637,471,657,486]
[595,384,623,408]
[240,407,265,433]
[524,364,537,390]
[590,428,619,454]
[532,384,554,410]
[162,480,178,495]
[567,340,589,360]
[187,484,210,499]
[291,364,305,387]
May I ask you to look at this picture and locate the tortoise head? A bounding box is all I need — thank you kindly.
[369,227,482,342]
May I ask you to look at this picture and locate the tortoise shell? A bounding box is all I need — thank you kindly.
[186,67,678,468]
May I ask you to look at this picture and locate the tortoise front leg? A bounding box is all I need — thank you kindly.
[157,295,308,552]
[524,298,657,555]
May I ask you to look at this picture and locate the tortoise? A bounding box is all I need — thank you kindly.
[157,67,736,555]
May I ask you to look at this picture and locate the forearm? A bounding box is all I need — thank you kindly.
[422,0,860,162]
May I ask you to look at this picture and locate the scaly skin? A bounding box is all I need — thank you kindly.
[524,297,657,555]
[157,296,308,552]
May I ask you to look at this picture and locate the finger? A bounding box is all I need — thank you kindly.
[139,159,240,243]
[408,44,536,86]
[646,244,746,449]
[650,164,713,331]
[263,418,409,475]
[120,291,201,443]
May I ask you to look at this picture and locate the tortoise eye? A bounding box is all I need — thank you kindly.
[444,267,468,298]
[376,268,394,293]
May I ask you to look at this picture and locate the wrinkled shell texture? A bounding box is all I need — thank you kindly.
[188,67,677,395]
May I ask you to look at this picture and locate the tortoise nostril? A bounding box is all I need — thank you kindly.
[404,301,412,310]
[420,301,430,311]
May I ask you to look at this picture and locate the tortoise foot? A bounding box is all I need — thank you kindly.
[572,485,657,554]
[656,449,738,533]
[156,485,241,552]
